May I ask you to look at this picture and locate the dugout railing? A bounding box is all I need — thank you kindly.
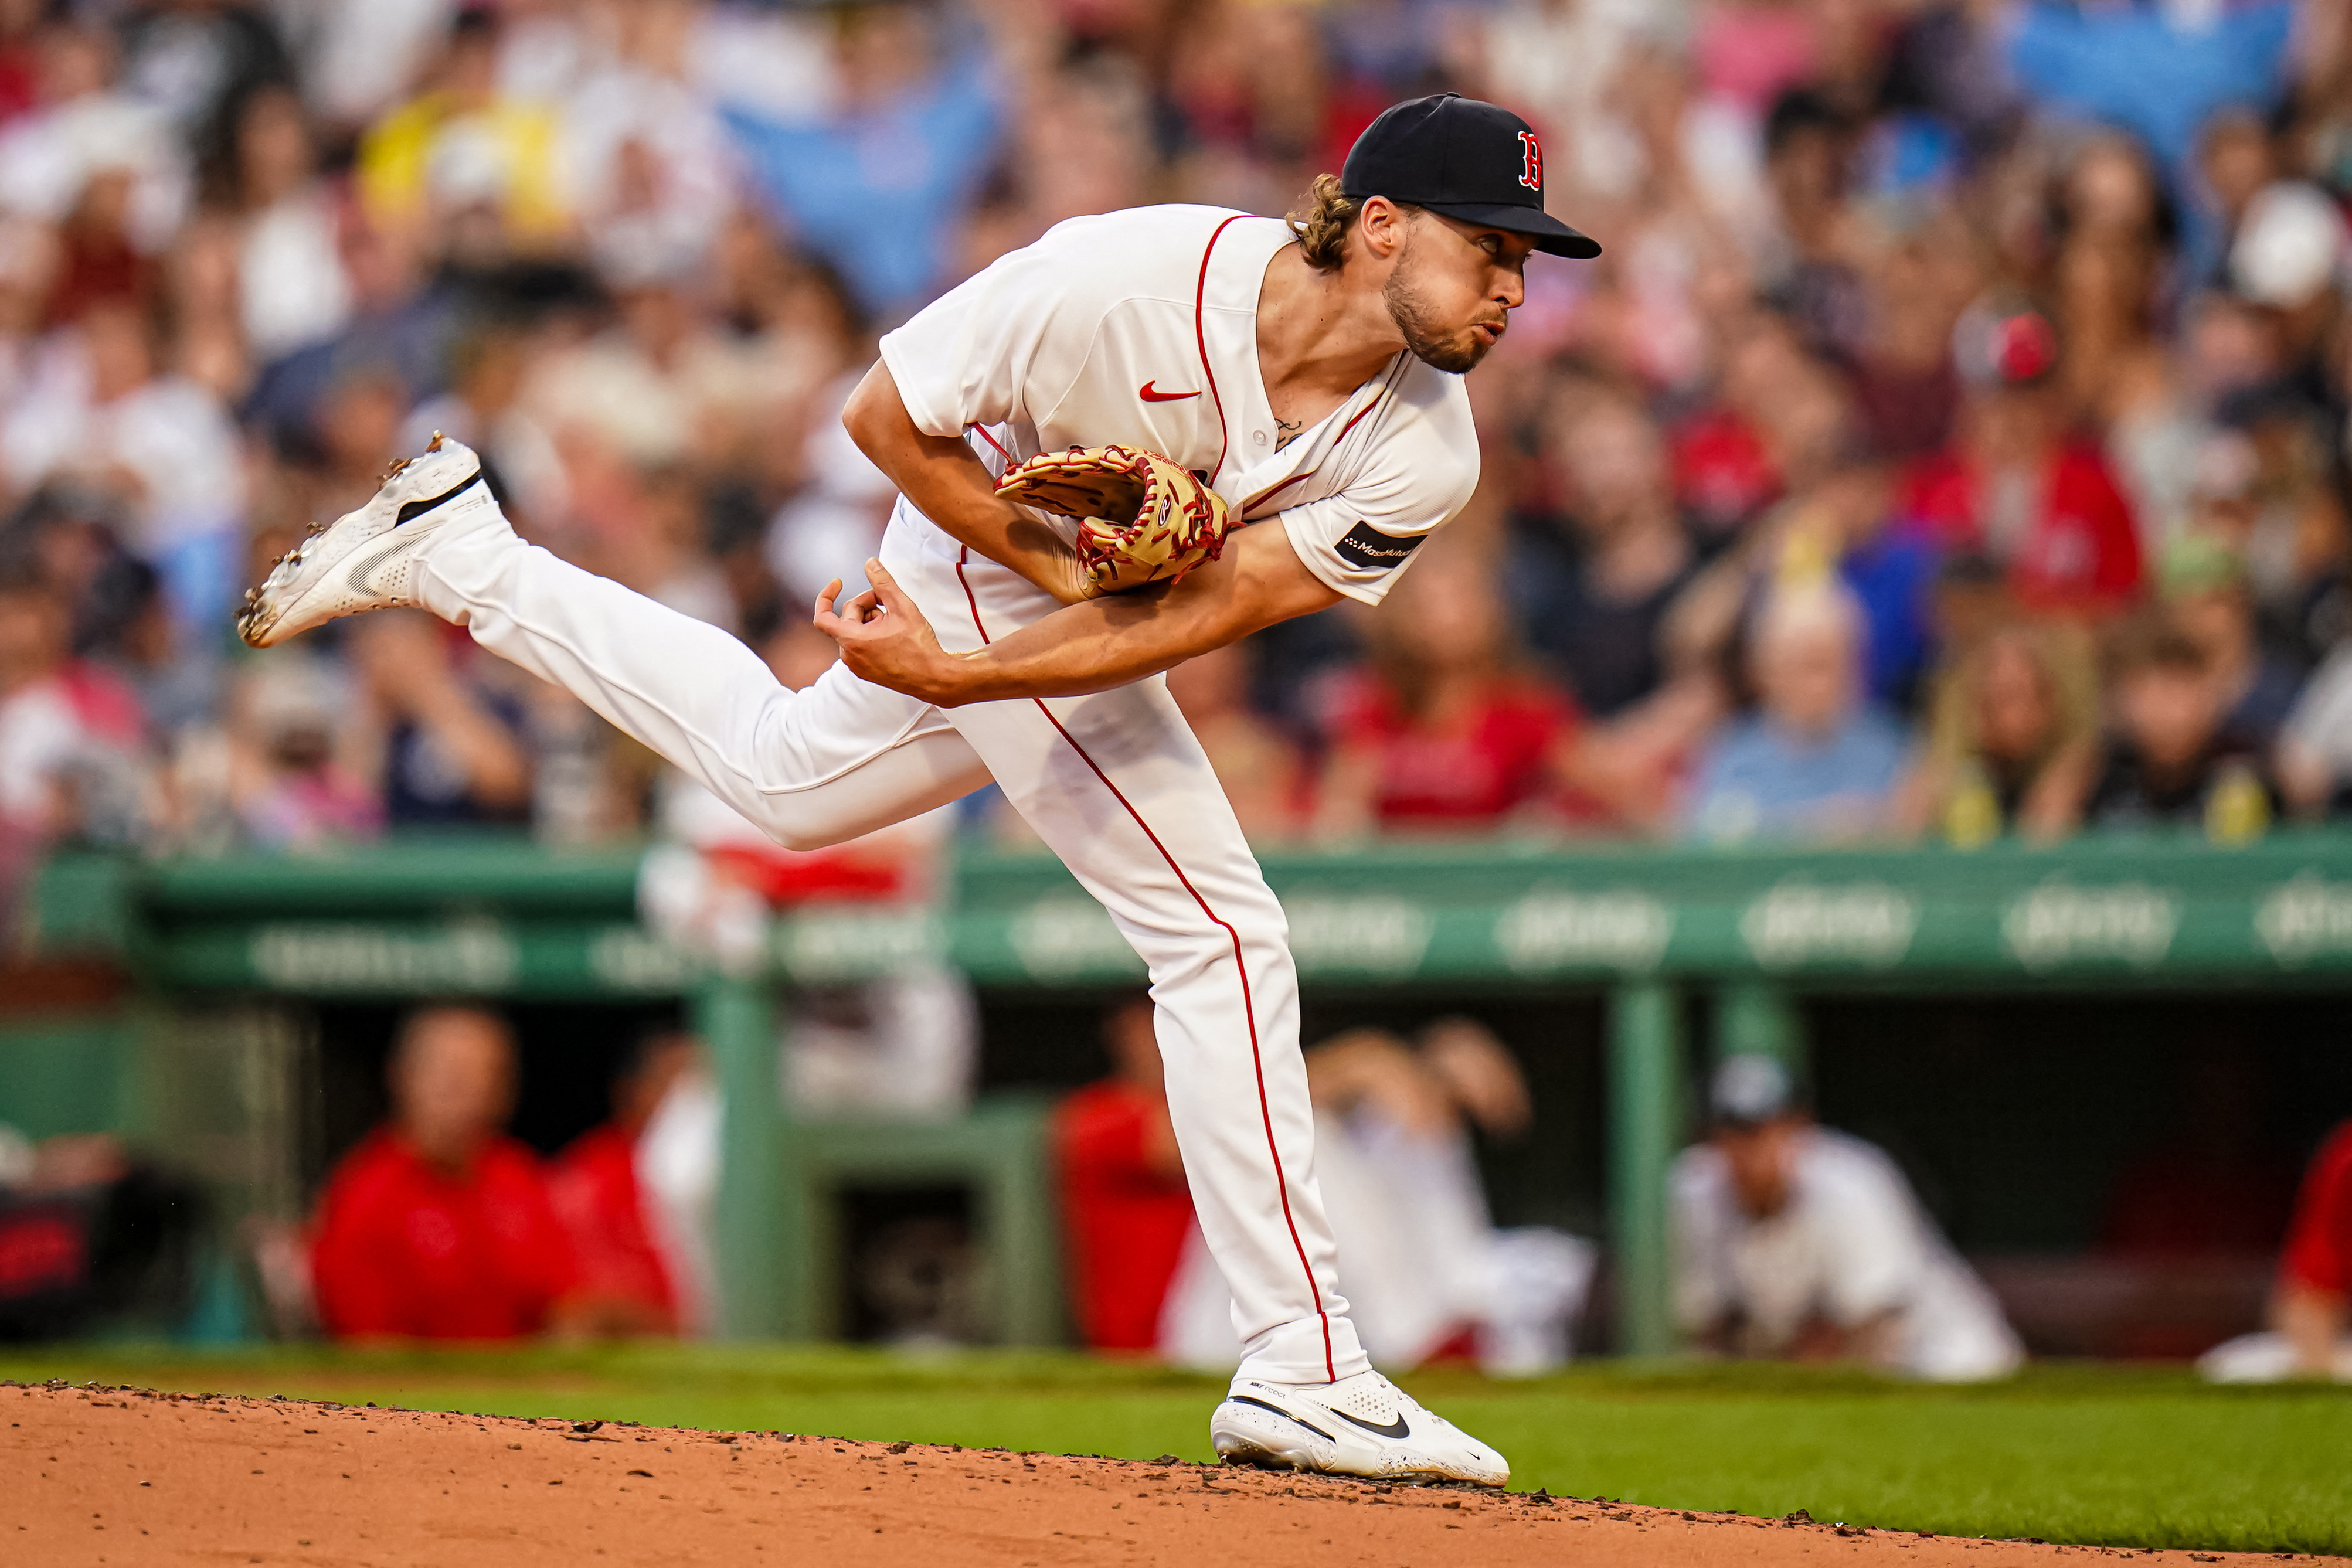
[22,830,2352,1352]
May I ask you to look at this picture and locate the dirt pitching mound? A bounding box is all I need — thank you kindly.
[4,1381,2331,1567]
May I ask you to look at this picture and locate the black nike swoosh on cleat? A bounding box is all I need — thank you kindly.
[1331,1409,1412,1440]
[395,471,484,526]
[1228,1395,1333,1441]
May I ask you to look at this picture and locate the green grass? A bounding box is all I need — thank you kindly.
[5,1345,2347,1556]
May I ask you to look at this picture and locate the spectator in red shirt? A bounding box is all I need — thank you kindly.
[1317,539,1640,836]
[1053,995,1192,1353]
[311,1006,583,1341]
[1668,314,1853,545]
[2275,1119,2352,1376]
[546,1031,704,1337]
[1899,308,2143,616]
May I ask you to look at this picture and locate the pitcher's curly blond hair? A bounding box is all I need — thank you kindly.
[1287,175,1426,271]
[1286,175,1358,271]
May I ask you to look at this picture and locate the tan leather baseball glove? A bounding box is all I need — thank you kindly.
[994,444,1233,595]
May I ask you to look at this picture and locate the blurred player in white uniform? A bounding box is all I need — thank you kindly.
[1673,1055,2023,1382]
[237,94,1599,1484]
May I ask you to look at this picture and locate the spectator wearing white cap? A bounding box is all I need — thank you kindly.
[1671,1053,2023,1382]
[2229,181,2346,317]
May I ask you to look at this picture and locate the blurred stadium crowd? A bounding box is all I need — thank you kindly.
[12,0,2352,887]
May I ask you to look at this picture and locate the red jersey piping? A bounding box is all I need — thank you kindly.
[967,423,1014,465]
[1238,356,1401,515]
[1195,215,1246,485]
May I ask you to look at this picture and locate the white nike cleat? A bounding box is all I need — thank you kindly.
[237,433,502,648]
[1210,1369,1509,1487]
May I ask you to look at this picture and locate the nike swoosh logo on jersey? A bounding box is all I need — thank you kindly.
[1331,1408,1412,1440]
[1138,382,1202,402]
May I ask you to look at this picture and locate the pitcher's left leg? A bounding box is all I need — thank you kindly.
[946,672,1362,1383]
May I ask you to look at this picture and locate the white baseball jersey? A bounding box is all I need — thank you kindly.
[878,204,1481,605]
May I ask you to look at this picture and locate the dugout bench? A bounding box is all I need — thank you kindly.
[25,830,2352,1352]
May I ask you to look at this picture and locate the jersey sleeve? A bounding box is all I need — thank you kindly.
[878,225,1087,440]
[1277,416,1478,607]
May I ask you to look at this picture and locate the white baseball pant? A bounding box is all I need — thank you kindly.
[414,500,1368,1383]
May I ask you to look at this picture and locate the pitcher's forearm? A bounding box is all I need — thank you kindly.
[934,586,1232,704]
[885,425,1087,600]
[920,526,1340,705]
[816,464,1345,706]
[842,362,1091,606]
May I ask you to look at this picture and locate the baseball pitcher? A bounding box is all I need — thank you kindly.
[239,93,1599,1485]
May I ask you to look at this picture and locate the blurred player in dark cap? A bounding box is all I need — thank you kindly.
[1671,1053,2021,1380]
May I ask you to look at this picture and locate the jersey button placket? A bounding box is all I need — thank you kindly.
[1252,429,1269,445]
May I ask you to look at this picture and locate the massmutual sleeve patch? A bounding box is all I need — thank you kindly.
[1276,397,1476,606]
[1331,521,1426,572]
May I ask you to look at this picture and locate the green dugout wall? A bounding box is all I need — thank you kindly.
[26,831,2352,1352]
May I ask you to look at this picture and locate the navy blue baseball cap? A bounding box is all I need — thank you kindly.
[1341,94,1600,260]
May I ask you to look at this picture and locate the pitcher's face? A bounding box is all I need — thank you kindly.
[1382,212,1533,374]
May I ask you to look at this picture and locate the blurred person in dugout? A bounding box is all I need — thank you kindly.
[1684,576,1908,843]
[638,608,975,1120]
[1673,1055,2022,1383]
[0,1124,201,1341]
[1157,1019,1593,1377]
[309,1006,585,1341]
[1052,994,1195,1355]
[2201,1114,2352,1382]
[549,1029,720,1338]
